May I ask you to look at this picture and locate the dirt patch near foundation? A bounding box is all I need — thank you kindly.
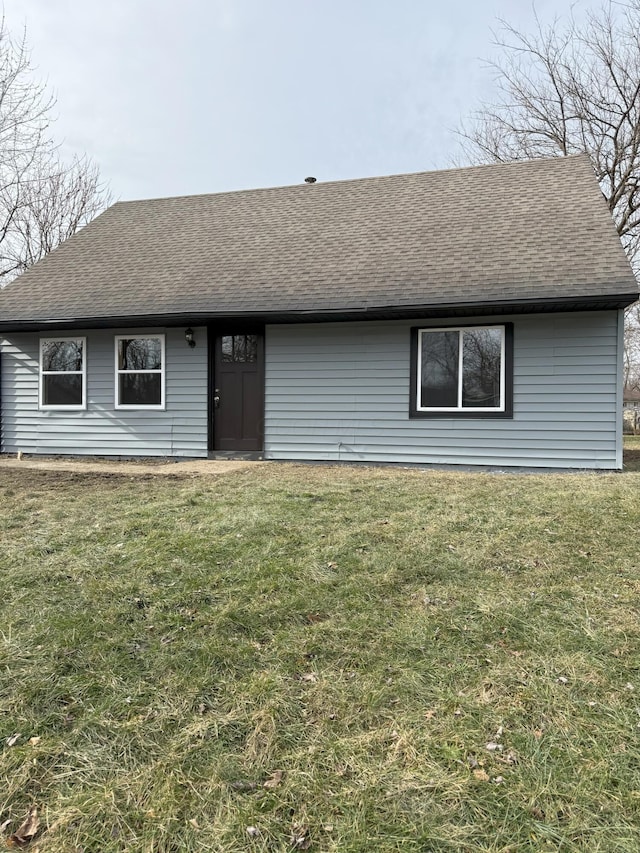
[0,455,261,481]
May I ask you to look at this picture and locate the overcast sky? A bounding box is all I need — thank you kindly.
[5,0,598,202]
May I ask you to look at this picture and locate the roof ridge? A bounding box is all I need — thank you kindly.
[113,153,592,208]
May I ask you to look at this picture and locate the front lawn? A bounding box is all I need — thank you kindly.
[1,464,639,851]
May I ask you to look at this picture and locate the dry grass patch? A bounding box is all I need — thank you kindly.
[0,464,639,851]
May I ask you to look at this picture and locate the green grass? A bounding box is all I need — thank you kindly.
[1,460,640,852]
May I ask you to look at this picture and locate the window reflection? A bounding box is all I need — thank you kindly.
[40,337,84,408]
[418,326,504,411]
[221,335,258,362]
[42,340,83,372]
[118,338,162,371]
[119,374,162,406]
[420,331,459,408]
[43,375,83,406]
[116,336,163,407]
[221,336,233,361]
[462,328,502,408]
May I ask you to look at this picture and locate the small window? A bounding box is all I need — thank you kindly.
[410,324,513,418]
[221,334,258,362]
[115,335,165,409]
[40,338,86,409]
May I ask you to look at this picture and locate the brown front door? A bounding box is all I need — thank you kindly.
[212,330,264,452]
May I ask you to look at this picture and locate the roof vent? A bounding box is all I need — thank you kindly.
[304,176,317,184]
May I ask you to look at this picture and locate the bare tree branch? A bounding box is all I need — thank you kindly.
[457,0,640,392]
[0,16,110,285]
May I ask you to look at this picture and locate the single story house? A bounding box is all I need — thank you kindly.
[624,388,640,409]
[0,154,637,469]
[624,388,640,434]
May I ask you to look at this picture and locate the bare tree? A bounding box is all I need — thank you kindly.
[625,302,640,391]
[0,17,109,284]
[458,1,640,390]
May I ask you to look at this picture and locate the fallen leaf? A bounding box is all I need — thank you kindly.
[473,769,490,781]
[6,734,21,748]
[494,725,504,739]
[188,818,200,830]
[27,738,41,747]
[263,770,284,789]
[531,807,545,820]
[492,775,505,784]
[424,710,437,720]
[301,673,317,683]
[246,826,261,838]
[533,729,543,739]
[6,806,39,848]
[485,742,503,752]
[556,676,569,684]
[229,780,258,792]
[0,819,11,834]
[290,823,311,849]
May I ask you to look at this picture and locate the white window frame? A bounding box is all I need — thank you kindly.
[39,337,87,411]
[416,325,506,413]
[114,334,166,410]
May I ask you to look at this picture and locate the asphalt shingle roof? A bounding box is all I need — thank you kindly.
[0,154,636,327]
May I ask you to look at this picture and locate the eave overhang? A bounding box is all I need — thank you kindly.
[0,292,637,333]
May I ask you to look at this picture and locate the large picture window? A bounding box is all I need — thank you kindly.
[410,324,513,418]
[40,338,86,409]
[115,335,165,409]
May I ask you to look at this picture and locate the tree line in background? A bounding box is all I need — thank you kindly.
[0,16,109,285]
[458,0,640,395]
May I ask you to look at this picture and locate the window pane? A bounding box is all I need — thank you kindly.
[119,373,162,405]
[420,331,459,408]
[118,338,162,371]
[221,336,233,361]
[245,335,258,362]
[221,334,259,362]
[462,328,502,408]
[42,340,83,372]
[233,335,246,361]
[43,374,82,406]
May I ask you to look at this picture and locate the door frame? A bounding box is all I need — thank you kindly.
[207,323,265,453]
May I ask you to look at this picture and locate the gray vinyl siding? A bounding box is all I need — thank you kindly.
[0,327,208,457]
[264,312,622,469]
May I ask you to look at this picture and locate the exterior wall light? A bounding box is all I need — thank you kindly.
[185,328,196,348]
